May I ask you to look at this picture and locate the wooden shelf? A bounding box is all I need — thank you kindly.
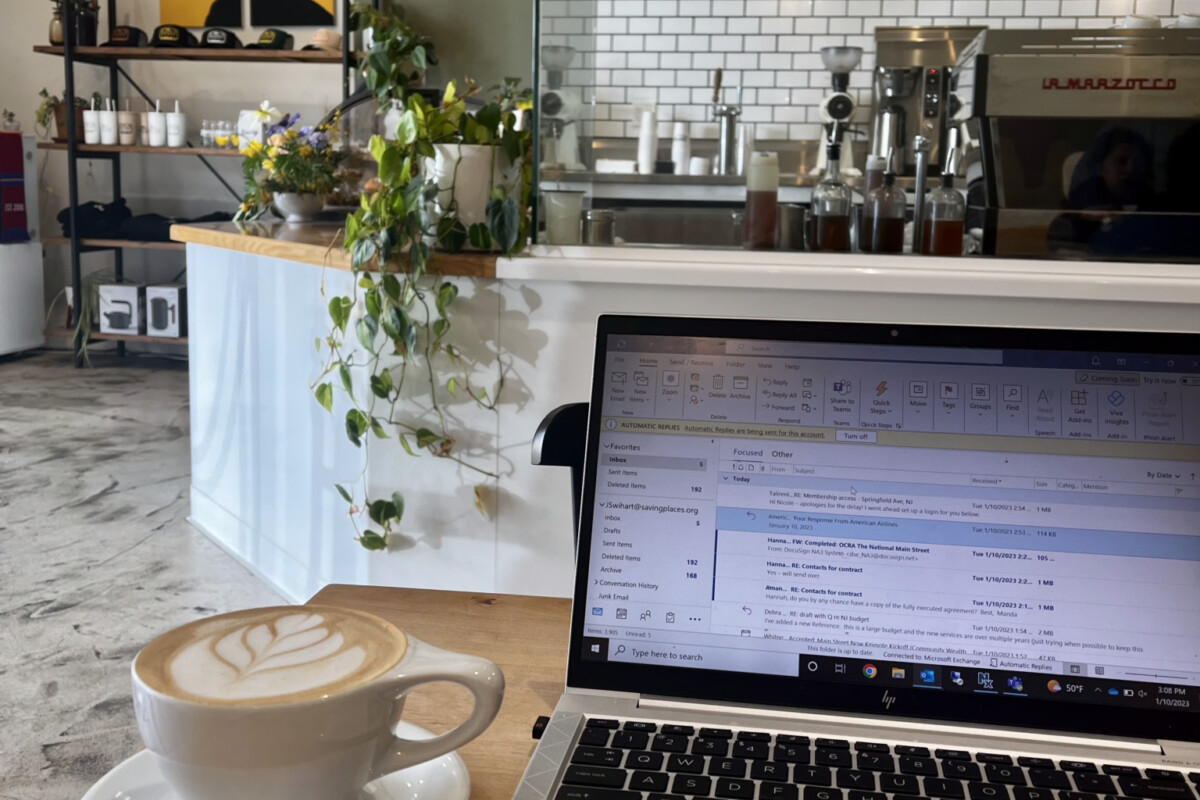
[37,142,241,157]
[34,45,344,64]
[44,237,186,251]
[45,328,188,346]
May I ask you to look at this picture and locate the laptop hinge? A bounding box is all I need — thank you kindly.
[638,696,1163,755]
[1160,740,1200,765]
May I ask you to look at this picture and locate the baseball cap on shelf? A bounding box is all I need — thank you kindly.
[245,29,295,50]
[101,25,149,47]
[201,28,243,48]
[150,25,199,47]
[301,29,342,52]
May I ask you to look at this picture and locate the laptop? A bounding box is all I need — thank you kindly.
[513,314,1200,800]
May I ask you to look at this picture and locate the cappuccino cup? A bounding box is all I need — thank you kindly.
[131,605,504,800]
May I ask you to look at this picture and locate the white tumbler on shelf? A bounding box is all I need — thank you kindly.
[671,122,690,176]
[98,100,118,145]
[636,107,658,175]
[82,108,100,144]
[544,190,584,245]
[166,101,186,147]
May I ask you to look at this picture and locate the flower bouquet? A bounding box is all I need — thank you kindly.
[230,104,346,222]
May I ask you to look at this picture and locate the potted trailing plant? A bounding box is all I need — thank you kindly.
[312,80,533,550]
[231,111,347,223]
[2,109,19,132]
[351,1,437,135]
[35,89,97,142]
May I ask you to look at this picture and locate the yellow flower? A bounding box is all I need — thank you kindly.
[263,159,276,172]
[246,140,264,155]
[215,135,229,147]
[253,100,278,123]
[299,146,313,158]
[268,146,279,158]
[286,129,299,140]
[268,133,285,148]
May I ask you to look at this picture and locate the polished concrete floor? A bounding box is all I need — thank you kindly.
[0,351,283,799]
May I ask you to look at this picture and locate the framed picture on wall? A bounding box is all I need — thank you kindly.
[251,0,335,25]
[160,0,244,27]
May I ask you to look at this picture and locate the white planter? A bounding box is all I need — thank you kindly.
[423,144,517,236]
[273,192,324,223]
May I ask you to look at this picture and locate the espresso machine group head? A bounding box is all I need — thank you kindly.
[810,46,863,176]
[540,45,585,170]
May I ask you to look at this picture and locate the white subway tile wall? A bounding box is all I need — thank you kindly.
[542,0,1184,140]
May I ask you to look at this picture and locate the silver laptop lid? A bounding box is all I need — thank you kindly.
[567,315,1200,743]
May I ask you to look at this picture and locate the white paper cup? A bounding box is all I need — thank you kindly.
[99,110,118,145]
[82,110,100,144]
[688,155,712,176]
[117,111,137,145]
[147,112,167,147]
[139,112,150,146]
[166,112,186,148]
[544,191,584,245]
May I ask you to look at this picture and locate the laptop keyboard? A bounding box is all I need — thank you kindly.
[555,719,1200,800]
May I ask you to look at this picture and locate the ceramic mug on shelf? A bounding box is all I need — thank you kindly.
[131,605,504,800]
[147,111,167,147]
[82,109,100,145]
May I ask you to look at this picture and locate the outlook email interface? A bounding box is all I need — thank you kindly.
[583,335,1200,710]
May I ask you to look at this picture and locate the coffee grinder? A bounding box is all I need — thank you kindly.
[810,46,863,177]
[540,45,585,171]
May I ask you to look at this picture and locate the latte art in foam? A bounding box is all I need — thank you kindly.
[135,606,407,705]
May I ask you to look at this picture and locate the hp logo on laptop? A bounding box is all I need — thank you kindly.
[881,691,897,711]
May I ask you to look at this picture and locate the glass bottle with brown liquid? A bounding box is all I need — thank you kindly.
[861,170,906,254]
[744,151,779,249]
[811,142,852,252]
[921,172,966,257]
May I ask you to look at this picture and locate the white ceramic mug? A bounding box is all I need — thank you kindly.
[147,111,167,147]
[166,112,187,147]
[131,605,505,800]
[117,111,137,145]
[82,109,100,144]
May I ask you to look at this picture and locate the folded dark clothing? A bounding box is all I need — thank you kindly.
[119,211,233,241]
[58,198,131,238]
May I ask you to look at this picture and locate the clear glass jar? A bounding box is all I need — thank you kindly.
[861,172,906,253]
[811,143,852,252]
[200,120,213,148]
[921,175,966,256]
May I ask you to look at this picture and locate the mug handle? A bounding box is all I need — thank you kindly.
[369,640,505,778]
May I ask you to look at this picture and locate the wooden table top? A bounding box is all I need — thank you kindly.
[170,222,499,278]
[308,585,573,800]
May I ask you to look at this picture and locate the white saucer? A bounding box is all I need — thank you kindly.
[82,721,470,800]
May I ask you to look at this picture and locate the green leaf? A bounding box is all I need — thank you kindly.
[370,417,389,439]
[358,275,375,290]
[335,483,353,503]
[345,212,360,245]
[395,109,418,147]
[365,290,381,321]
[436,281,459,315]
[345,409,368,447]
[391,491,405,522]
[315,382,333,412]
[447,377,457,395]
[379,146,404,187]
[328,296,352,332]
[370,370,393,398]
[437,215,467,253]
[380,306,406,341]
[432,318,448,338]
[352,236,378,269]
[468,222,492,250]
[475,103,502,135]
[356,315,379,353]
[382,274,402,303]
[314,336,322,353]
[368,499,399,525]
[399,434,416,456]
[486,196,521,255]
[369,134,387,165]
[415,427,439,448]
[357,531,389,551]
[339,363,353,396]
[411,44,427,70]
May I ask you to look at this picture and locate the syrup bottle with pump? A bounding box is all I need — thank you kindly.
[861,148,906,253]
[811,125,852,252]
[921,146,965,257]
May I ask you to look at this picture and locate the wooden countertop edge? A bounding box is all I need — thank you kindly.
[170,224,498,278]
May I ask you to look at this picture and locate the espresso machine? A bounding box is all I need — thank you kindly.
[956,29,1200,260]
[540,45,585,171]
[870,27,983,177]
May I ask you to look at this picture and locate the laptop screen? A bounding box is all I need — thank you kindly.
[570,316,1200,741]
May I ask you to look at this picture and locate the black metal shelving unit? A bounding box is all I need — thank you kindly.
[42,0,358,366]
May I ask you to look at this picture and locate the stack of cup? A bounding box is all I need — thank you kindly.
[147,100,167,147]
[82,97,100,145]
[166,100,186,148]
[117,100,136,146]
[99,99,118,145]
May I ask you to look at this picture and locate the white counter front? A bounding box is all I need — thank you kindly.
[176,226,1200,602]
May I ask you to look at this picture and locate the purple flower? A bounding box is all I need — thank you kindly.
[300,126,313,136]
[308,130,329,149]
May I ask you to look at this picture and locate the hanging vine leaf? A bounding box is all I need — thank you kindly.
[467,222,492,250]
[391,491,405,522]
[370,370,393,399]
[352,236,378,270]
[339,363,353,396]
[357,531,388,550]
[356,315,379,353]
[335,483,353,503]
[399,434,416,456]
[436,282,458,315]
[328,297,352,332]
[382,273,402,303]
[370,417,389,439]
[486,196,520,254]
[345,409,369,447]
[437,215,468,253]
[415,428,439,448]
[315,382,333,412]
[365,290,381,321]
[410,44,427,69]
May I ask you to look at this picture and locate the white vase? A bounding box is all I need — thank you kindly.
[422,144,517,243]
[274,192,324,223]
